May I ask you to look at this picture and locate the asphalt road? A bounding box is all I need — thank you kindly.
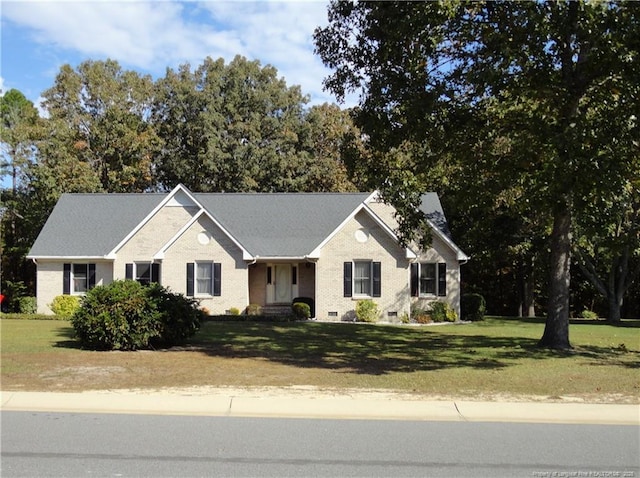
[2,411,638,477]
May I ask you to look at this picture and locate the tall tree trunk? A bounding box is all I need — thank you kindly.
[518,257,537,317]
[539,204,572,349]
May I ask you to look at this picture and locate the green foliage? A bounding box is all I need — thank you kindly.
[461,293,486,322]
[146,283,205,347]
[71,280,201,351]
[0,313,60,320]
[292,302,311,320]
[355,299,379,323]
[49,295,81,319]
[17,296,37,314]
[429,301,457,323]
[410,303,432,324]
[228,307,241,316]
[1,281,29,312]
[245,304,262,316]
[580,310,599,320]
[314,0,640,349]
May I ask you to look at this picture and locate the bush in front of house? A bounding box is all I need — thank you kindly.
[580,309,599,319]
[355,299,379,323]
[461,293,486,322]
[17,296,37,314]
[49,295,81,319]
[71,280,202,351]
[410,303,431,323]
[245,303,262,315]
[429,300,458,322]
[146,283,205,347]
[292,302,311,320]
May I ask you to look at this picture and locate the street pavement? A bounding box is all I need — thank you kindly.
[2,387,638,424]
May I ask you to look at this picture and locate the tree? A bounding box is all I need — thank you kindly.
[314,0,640,349]
[1,89,40,287]
[298,103,359,192]
[1,89,39,194]
[41,59,159,193]
[154,56,325,192]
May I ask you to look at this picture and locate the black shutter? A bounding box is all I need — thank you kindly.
[125,263,133,280]
[88,263,96,289]
[63,263,71,294]
[438,263,447,296]
[372,262,381,297]
[410,263,419,297]
[343,262,352,297]
[186,263,195,296]
[151,263,160,284]
[213,263,221,296]
[267,266,272,285]
[292,266,297,285]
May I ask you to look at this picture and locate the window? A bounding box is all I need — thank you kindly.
[411,262,447,297]
[344,261,381,298]
[197,262,213,295]
[63,263,96,295]
[125,262,160,285]
[186,262,221,297]
[354,261,371,295]
[420,263,436,295]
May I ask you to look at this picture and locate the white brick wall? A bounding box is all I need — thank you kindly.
[316,210,411,322]
[35,260,112,314]
[161,214,248,314]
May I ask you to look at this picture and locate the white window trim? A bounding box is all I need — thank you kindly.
[71,263,89,295]
[195,261,214,297]
[353,260,373,298]
[417,262,445,297]
[134,262,152,285]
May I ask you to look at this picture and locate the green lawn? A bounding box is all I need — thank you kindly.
[1,317,638,403]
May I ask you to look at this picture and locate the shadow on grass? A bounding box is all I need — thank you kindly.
[53,325,84,350]
[490,316,640,328]
[181,321,639,375]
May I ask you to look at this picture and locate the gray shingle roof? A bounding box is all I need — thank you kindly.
[28,189,450,259]
[194,193,370,257]
[28,193,165,257]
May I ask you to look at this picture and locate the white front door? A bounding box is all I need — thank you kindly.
[274,264,292,303]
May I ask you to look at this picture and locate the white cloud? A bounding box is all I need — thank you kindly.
[1,0,353,105]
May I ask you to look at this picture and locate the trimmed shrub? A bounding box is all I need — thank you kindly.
[146,283,204,347]
[71,280,202,351]
[355,299,379,323]
[245,304,262,315]
[461,293,486,322]
[228,307,241,316]
[292,302,311,320]
[50,295,81,319]
[580,309,599,319]
[18,296,37,314]
[429,301,457,322]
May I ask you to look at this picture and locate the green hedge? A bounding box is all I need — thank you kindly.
[461,293,486,322]
[71,280,204,351]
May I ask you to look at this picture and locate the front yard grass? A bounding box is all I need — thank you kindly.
[1,317,638,403]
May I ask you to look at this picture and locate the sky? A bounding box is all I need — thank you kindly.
[0,0,357,114]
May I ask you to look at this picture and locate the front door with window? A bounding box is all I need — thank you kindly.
[274,264,292,303]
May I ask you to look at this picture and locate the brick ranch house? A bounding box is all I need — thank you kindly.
[27,184,468,320]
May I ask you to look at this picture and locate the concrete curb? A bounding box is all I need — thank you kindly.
[2,391,638,425]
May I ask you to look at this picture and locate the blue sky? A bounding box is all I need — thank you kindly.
[1,0,356,113]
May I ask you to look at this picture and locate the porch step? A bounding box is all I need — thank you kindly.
[261,304,293,317]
